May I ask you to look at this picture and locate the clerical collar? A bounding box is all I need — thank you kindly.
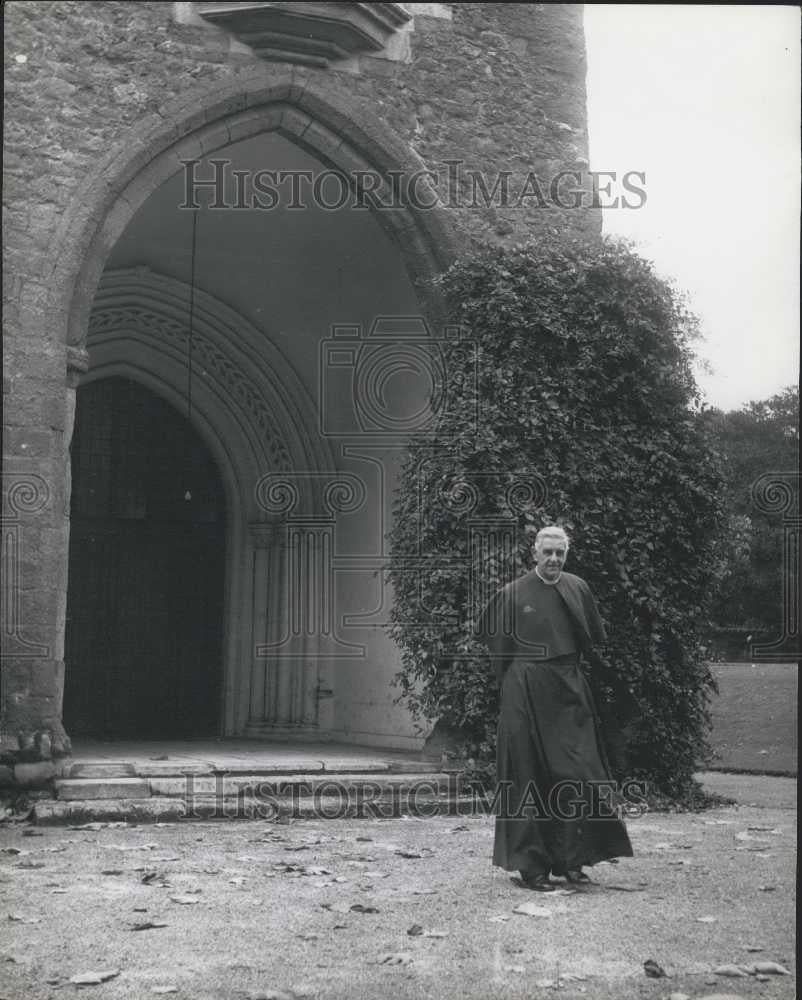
[535,567,562,586]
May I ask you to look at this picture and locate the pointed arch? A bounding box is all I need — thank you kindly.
[52,72,456,356]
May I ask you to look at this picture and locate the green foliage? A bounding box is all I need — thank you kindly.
[387,235,726,800]
[704,386,799,637]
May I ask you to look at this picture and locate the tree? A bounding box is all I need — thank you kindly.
[704,386,799,644]
[387,236,726,800]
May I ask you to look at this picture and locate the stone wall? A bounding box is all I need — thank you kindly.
[2,1,598,782]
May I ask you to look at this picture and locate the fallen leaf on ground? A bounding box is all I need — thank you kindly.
[451,825,469,833]
[734,831,770,843]
[713,964,747,977]
[605,884,644,892]
[321,902,351,914]
[141,872,170,886]
[130,921,168,931]
[412,889,438,895]
[7,914,40,924]
[750,962,790,975]
[297,933,318,941]
[69,970,121,985]
[152,988,178,995]
[169,895,200,905]
[513,902,553,918]
[643,959,667,978]
[407,924,423,936]
[758,885,776,891]
[743,946,764,952]
[488,915,511,923]
[377,953,413,966]
[102,869,124,876]
[1,848,25,856]
[350,904,379,913]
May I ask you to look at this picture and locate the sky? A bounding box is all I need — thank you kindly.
[583,4,800,412]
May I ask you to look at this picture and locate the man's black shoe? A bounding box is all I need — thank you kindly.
[519,871,556,892]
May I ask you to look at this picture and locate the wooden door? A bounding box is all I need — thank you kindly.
[64,377,225,738]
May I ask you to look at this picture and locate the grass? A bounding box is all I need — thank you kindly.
[705,662,798,776]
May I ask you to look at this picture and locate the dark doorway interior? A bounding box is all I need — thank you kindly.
[64,377,226,739]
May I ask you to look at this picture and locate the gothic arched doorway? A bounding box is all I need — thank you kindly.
[64,376,226,739]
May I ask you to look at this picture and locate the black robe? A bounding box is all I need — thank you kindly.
[477,569,633,877]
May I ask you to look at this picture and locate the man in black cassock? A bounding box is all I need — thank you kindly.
[477,526,633,892]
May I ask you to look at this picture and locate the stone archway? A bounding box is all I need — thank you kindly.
[57,75,456,358]
[1,73,457,769]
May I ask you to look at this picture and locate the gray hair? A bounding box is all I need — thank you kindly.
[533,526,570,551]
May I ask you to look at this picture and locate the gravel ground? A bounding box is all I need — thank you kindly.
[0,776,796,1000]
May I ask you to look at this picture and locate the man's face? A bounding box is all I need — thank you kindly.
[535,535,567,581]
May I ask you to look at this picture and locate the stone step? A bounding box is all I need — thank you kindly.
[33,797,186,826]
[66,762,137,779]
[55,777,152,801]
[149,771,454,798]
[32,791,480,825]
[88,759,442,778]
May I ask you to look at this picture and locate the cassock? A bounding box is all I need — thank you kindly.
[477,568,633,878]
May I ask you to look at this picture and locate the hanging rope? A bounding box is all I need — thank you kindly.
[183,208,199,503]
[187,207,198,424]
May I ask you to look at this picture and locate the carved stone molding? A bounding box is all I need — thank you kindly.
[195,2,412,66]
[89,303,293,474]
[87,268,335,489]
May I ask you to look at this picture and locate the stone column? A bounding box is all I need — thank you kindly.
[0,345,88,786]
